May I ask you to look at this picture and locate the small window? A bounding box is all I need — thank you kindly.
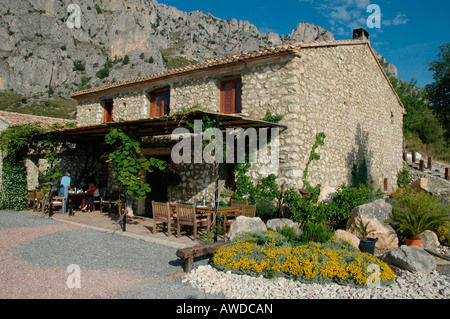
[150,89,170,118]
[104,100,113,123]
[220,78,242,114]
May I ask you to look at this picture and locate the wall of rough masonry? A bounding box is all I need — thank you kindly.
[74,43,404,214]
[291,44,404,192]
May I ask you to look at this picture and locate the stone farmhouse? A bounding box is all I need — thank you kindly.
[52,29,404,216]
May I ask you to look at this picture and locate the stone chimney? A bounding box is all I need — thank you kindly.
[353,28,370,44]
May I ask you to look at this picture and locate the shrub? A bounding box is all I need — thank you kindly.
[283,186,334,224]
[397,166,412,188]
[96,67,109,79]
[213,232,395,287]
[255,196,278,220]
[284,184,376,227]
[122,55,130,65]
[72,60,86,71]
[387,188,450,239]
[274,224,299,243]
[299,221,335,243]
[330,184,382,225]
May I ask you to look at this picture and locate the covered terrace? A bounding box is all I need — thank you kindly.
[37,109,287,243]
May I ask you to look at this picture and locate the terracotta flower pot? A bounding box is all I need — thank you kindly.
[405,238,421,247]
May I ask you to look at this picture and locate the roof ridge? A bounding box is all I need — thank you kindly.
[0,110,72,121]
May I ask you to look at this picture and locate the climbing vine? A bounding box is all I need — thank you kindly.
[105,128,167,209]
[302,132,326,190]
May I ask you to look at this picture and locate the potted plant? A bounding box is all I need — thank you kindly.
[354,219,378,255]
[386,189,450,247]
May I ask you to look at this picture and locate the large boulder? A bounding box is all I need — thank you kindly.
[419,230,441,250]
[317,186,337,203]
[346,199,399,250]
[381,245,437,274]
[410,177,450,203]
[266,218,302,237]
[226,216,267,242]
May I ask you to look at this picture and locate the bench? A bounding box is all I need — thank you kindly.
[176,241,226,273]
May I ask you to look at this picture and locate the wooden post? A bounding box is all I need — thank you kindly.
[427,156,432,169]
[383,178,388,192]
[411,151,416,163]
[419,160,425,172]
[445,168,449,181]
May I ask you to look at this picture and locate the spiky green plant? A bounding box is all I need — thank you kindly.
[354,219,376,241]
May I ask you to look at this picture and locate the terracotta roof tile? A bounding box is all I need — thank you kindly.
[0,111,74,128]
[70,39,365,99]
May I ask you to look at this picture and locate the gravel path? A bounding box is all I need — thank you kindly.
[0,210,220,299]
[3,210,449,300]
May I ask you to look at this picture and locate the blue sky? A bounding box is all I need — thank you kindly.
[159,0,449,88]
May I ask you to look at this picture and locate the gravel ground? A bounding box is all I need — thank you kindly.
[184,265,450,299]
[0,210,220,299]
[3,210,449,301]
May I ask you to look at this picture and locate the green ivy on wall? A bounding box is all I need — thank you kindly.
[0,123,44,210]
[0,122,76,210]
[105,128,167,209]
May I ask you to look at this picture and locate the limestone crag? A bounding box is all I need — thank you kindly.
[0,0,334,97]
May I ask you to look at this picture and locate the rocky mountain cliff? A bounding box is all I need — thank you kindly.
[0,0,334,101]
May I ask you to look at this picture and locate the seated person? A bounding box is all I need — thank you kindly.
[82,182,100,213]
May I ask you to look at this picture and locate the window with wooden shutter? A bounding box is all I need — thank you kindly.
[220,78,242,114]
[104,100,113,123]
[150,89,170,118]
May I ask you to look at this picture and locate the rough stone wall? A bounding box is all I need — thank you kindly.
[291,44,404,192]
[76,100,104,126]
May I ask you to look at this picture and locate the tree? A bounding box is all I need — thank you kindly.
[426,43,450,140]
[122,55,130,65]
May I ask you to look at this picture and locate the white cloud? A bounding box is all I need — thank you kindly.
[383,12,409,26]
[300,0,409,36]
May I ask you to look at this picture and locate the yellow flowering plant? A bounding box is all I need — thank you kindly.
[437,221,450,245]
[213,231,395,287]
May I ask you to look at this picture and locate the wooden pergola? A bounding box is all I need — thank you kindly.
[45,109,287,141]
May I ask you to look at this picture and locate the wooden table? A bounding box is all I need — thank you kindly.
[169,204,239,216]
[191,206,240,233]
[169,204,240,235]
[68,193,92,210]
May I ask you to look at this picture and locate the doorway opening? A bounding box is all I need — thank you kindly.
[144,155,180,217]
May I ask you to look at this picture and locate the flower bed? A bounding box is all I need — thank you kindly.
[213,231,395,287]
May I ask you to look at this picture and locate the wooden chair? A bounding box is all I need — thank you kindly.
[224,200,249,232]
[230,200,248,211]
[152,201,176,237]
[176,203,210,241]
[26,190,36,210]
[100,191,118,214]
[42,196,65,215]
[33,189,45,212]
[241,204,256,217]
